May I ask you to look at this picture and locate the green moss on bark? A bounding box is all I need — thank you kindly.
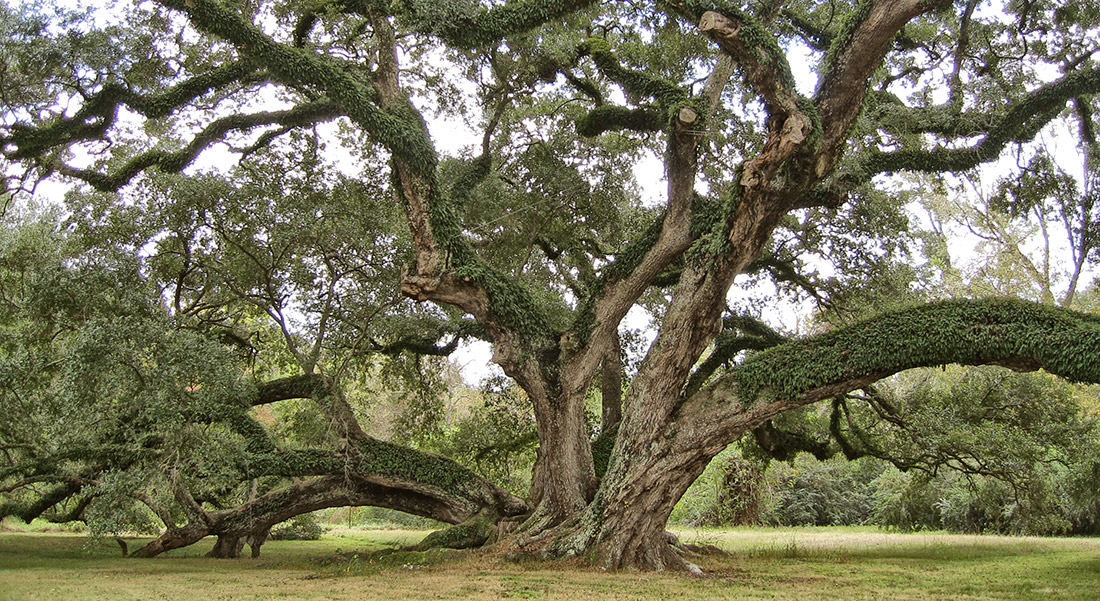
[733,298,1100,405]
[355,438,480,498]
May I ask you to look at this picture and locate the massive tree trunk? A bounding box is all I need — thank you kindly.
[526,390,597,527]
[552,298,1100,570]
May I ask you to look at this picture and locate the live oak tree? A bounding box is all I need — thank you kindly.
[4,0,1100,571]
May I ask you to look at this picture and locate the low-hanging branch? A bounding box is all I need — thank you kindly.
[674,297,1100,465]
[690,298,1100,432]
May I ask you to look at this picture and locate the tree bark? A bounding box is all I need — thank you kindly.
[524,384,598,530]
[131,470,528,558]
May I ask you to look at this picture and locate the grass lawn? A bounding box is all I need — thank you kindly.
[1,525,1097,600]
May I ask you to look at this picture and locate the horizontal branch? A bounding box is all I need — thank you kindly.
[679,297,1100,450]
[575,105,665,137]
[54,101,343,192]
[399,0,598,49]
[866,90,994,137]
[735,298,1100,407]
[2,61,259,160]
[252,374,326,406]
[861,65,1100,177]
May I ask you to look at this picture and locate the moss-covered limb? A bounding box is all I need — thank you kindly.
[813,0,950,167]
[396,146,554,346]
[241,449,344,478]
[367,315,489,356]
[0,445,148,482]
[730,298,1100,408]
[861,65,1100,178]
[53,101,343,192]
[863,90,994,138]
[580,38,689,108]
[194,402,277,455]
[682,313,787,399]
[780,7,833,51]
[449,154,492,207]
[347,439,529,516]
[575,105,665,137]
[695,10,801,116]
[659,0,806,129]
[0,481,84,523]
[252,374,326,406]
[673,298,1100,473]
[817,0,876,86]
[254,382,494,507]
[131,471,511,558]
[2,60,259,161]
[131,446,529,558]
[353,437,478,499]
[397,0,596,49]
[442,258,556,341]
[156,0,436,176]
[356,437,529,513]
[228,460,523,543]
[372,333,462,357]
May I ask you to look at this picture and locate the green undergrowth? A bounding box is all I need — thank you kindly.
[2,527,1099,600]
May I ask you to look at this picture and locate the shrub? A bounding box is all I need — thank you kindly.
[761,455,887,526]
[270,513,325,540]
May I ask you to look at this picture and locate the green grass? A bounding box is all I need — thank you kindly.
[1,525,1098,600]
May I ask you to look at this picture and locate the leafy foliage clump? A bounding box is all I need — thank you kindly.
[270,513,325,541]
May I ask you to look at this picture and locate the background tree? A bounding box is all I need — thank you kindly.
[4,0,1100,571]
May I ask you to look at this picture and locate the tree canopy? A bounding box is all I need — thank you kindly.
[2,0,1100,572]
